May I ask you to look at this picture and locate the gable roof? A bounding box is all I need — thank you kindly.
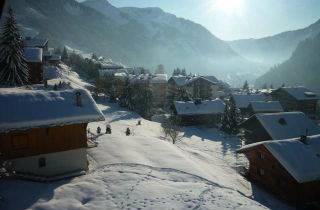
[23,47,43,63]
[174,99,225,116]
[249,101,283,113]
[0,88,105,133]
[169,76,188,86]
[242,112,320,140]
[185,76,217,86]
[278,87,319,100]
[24,37,48,48]
[238,135,320,183]
[231,93,267,109]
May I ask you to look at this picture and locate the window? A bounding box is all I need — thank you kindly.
[258,168,265,176]
[259,152,265,160]
[38,158,46,168]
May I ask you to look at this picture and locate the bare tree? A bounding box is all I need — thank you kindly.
[162,117,183,144]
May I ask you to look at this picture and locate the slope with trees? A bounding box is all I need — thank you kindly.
[255,33,320,89]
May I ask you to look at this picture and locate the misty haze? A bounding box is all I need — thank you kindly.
[0,0,320,210]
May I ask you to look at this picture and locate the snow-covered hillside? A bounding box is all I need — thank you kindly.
[0,99,294,209]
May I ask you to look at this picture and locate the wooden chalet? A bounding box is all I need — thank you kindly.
[0,88,104,180]
[23,47,43,84]
[238,112,320,143]
[247,101,283,116]
[237,135,320,206]
[230,93,267,116]
[24,37,49,51]
[185,77,219,100]
[173,99,225,126]
[271,87,319,119]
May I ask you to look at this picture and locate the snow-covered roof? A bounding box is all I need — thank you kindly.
[23,47,43,63]
[49,54,61,61]
[249,101,283,113]
[170,76,188,86]
[24,37,48,48]
[100,60,125,69]
[150,74,167,84]
[0,88,105,133]
[238,135,320,183]
[246,112,320,140]
[231,93,267,109]
[174,99,225,116]
[279,87,319,100]
[185,76,217,86]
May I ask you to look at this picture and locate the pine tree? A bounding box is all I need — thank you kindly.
[61,46,69,62]
[221,97,238,134]
[0,8,29,86]
[243,80,249,92]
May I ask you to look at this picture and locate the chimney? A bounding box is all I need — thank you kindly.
[75,91,82,107]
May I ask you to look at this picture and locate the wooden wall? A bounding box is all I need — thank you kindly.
[243,145,320,205]
[27,62,43,84]
[0,123,87,160]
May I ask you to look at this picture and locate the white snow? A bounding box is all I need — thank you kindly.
[0,101,294,210]
[150,74,168,84]
[23,47,43,63]
[279,87,319,100]
[174,99,225,115]
[232,94,267,109]
[238,135,320,183]
[255,112,320,140]
[249,101,283,113]
[0,88,104,133]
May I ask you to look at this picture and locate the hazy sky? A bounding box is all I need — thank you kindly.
[108,0,320,40]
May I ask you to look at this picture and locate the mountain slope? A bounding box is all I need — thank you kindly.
[8,0,260,86]
[255,33,320,88]
[228,19,320,67]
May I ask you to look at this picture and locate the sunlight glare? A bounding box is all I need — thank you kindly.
[212,0,245,16]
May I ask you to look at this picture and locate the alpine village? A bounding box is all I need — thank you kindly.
[1,1,320,210]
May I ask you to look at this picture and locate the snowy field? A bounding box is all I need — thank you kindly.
[0,66,295,210]
[0,101,295,210]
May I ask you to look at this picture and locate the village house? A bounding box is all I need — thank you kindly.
[173,99,225,126]
[184,76,219,100]
[271,87,319,119]
[167,75,227,105]
[237,135,320,206]
[23,47,43,84]
[247,101,284,116]
[230,93,267,116]
[24,37,49,51]
[238,112,320,143]
[0,88,104,180]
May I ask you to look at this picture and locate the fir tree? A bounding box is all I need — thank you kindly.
[221,97,238,134]
[0,8,29,86]
[243,80,249,92]
[61,46,69,62]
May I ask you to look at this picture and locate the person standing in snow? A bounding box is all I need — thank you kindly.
[126,128,131,136]
[97,126,101,134]
[106,124,111,134]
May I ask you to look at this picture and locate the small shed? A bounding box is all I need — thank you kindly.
[238,112,320,143]
[0,88,105,180]
[173,99,225,126]
[247,101,283,115]
[237,135,320,205]
[23,47,43,84]
[271,87,319,119]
